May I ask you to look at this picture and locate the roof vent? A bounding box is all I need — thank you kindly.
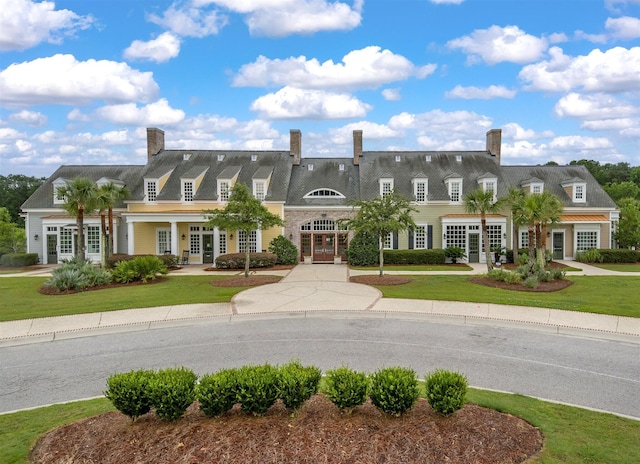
[251,154,257,161]
[183,153,192,161]
[456,155,462,162]
[217,154,225,161]
[308,164,314,171]
[395,155,401,162]
[425,155,431,162]
[339,163,345,171]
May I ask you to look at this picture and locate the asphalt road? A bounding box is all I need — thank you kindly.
[1,314,639,418]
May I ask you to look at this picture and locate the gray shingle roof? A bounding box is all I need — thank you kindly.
[286,158,359,206]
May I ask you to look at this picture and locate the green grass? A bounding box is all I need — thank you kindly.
[373,275,640,318]
[350,264,473,271]
[2,391,638,464]
[591,263,640,272]
[0,275,251,322]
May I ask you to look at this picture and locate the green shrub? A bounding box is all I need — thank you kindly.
[105,370,155,422]
[346,231,379,266]
[196,368,239,418]
[158,254,178,268]
[277,360,322,411]
[504,271,522,284]
[424,369,467,416]
[576,248,602,263]
[516,253,529,266]
[444,246,466,263]
[383,249,445,265]
[549,268,566,280]
[112,255,167,283]
[523,275,539,288]
[0,253,39,267]
[106,253,135,269]
[268,235,299,265]
[235,364,280,416]
[596,249,639,263]
[369,367,419,416]
[214,252,277,269]
[45,257,111,291]
[148,367,197,421]
[487,269,509,282]
[324,366,369,414]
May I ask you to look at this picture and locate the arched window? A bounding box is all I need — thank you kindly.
[303,189,345,199]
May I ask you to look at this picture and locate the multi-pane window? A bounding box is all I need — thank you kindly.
[219,181,230,201]
[449,181,461,202]
[484,181,496,201]
[219,232,227,254]
[380,179,393,198]
[483,225,502,252]
[414,225,426,249]
[157,229,171,254]
[60,228,73,254]
[239,230,257,253]
[304,189,344,198]
[254,181,265,200]
[383,232,393,250]
[575,185,584,201]
[414,179,427,203]
[183,181,194,202]
[576,231,598,251]
[146,180,157,202]
[189,226,201,254]
[87,226,100,253]
[445,225,466,249]
[520,231,529,249]
[532,184,542,194]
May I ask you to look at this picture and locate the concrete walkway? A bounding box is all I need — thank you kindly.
[1,263,639,346]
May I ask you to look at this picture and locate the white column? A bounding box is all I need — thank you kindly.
[127,221,134,254]
[213,228,220,263]
[171,221,178,255]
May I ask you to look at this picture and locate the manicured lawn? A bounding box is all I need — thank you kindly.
[374,275,640,318]
[0,276,247,322]
[351,264,473,271]
[2,391,638,464]
[592,263,640,272]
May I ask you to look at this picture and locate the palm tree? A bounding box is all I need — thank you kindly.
[56,178,98,260]
[506,187,526,255]
[96,182,128,260]
[531,191,563,268]
[464,189,502,272]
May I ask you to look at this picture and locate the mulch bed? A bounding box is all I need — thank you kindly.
[30,395,543,464]
[350,275,413,285]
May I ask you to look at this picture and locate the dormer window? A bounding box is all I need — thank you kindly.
[445,177,462,203]
[380,178,394,198]
[561,178,587,203]
[531,183,543,194]
[182,180,194,202]
[303,189,345,199]
[477,174,498,202]
[218,180,230,201]
[253,181,265,201]
[574,184,585,202]
[53,178,68,204]
[145,179,157,202]
[413,178,428,203]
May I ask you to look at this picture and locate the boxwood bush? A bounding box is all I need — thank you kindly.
[105,369,155,422]
[383,249,445,265]
[0,253,39,267]
[277,360,322,411]
[214,252,277,269]
[324,366,369,414]
[196,368,240,418]
[235,363,281,416]
[346,231,378,266]
[369,366,419,416]
[424,369,468,416]
[148,367,197,421]
[268,235,298,265]
[596,249,639,263]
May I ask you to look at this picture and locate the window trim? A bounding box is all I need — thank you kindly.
[413,178,428,203]
[253,180,266,201]
[303,188,346,199]
[218,179,231,202]
[181,179,195,203]
[145,179,158,203]
[379,178,394,198]
[445,178,463,203]
[573,183,586,203]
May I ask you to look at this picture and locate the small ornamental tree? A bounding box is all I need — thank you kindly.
[339,192,416,277]
[204,183,284,277]
[614,198,640,249]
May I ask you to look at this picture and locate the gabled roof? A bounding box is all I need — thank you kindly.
[286,158,359,206]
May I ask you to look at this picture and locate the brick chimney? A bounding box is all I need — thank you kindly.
[353,130,363,165]
[147,128,165,161]
[486,129,501,164]
[290,129,301,165]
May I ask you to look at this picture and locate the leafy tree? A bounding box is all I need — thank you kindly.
[614,198,640,249]
[56,178,98,260]
[96,182,128,261]
[604,181,640,203]
[464,189,502,272]
[339,191,416,277]
[0,174,45,226]
[0,207,26,254]
[203,183,284,277]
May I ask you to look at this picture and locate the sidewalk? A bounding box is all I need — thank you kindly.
[1,263,639,346]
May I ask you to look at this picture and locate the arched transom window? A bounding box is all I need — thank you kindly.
[303,189,345,199]
[300,219,348,231]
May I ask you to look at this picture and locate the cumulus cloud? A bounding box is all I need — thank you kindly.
[329,121,402,144]
[250,86,371,119]
[0,0,94,51]
[147,3,227,38]
[502,123,554,141]
[388,109,492,135]
[381,88,401,101]
[519,46,640,93]
[8,110,48,127]
[93,99,186,126]
[447,25,549,65]
[197,0,363,36]
[606,16,640,40]
[0,54,159,107]
[124,32,181,63]
[549,135,614,151]
[445,85,516,99]
[233,46,436,90]
[555,92,638,120]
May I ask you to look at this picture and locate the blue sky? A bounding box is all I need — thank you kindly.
[1,0,639,177]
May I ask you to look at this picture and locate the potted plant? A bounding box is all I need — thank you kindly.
[444,246,467,264]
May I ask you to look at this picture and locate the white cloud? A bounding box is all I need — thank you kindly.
[124,32,181,63]
[519,46,640,93]
[8,110,48,127]
[555,92,638,120]
[0,127,26,141]
[502,123,554,141]
[549,135,614,151]
[0,0,94,51]
[0,54,160,107]
[446,25,549,65]
[582,118,637,131]
[233,46,436,90]
[93,99,186,126]
[250,86,371,119]
[574,30,608,43]
[147,3,227,38]
[388,110,492,135]
[606,16,640,40]
[197,0,363,36]
[381,88,401,101]
[329,121,402,144]
[445,85,516,99]
[429,0,464,4]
